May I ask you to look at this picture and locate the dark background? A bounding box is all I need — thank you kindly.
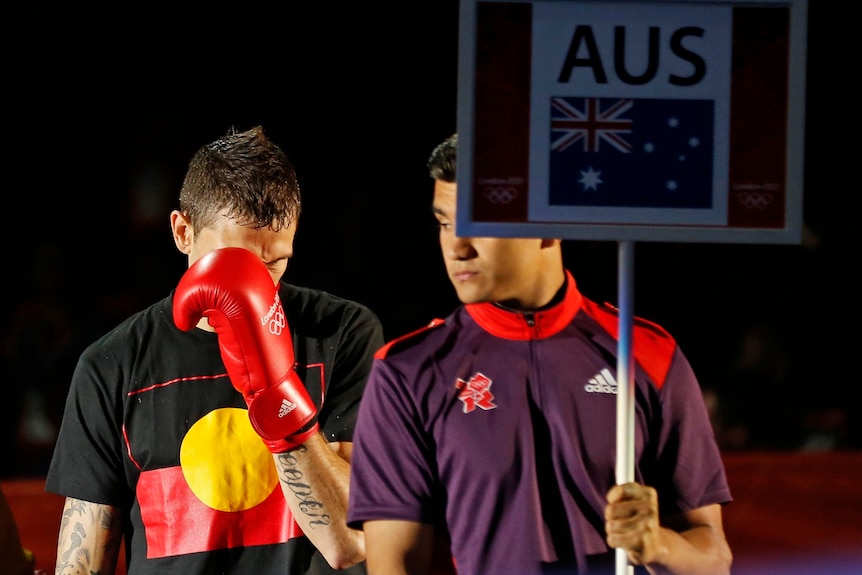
[1,1,857,478]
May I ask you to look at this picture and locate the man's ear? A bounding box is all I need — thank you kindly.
[170,210,194,254]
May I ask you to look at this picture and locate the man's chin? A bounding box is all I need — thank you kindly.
[453,288,485,305]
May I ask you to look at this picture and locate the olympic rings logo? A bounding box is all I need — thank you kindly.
[736,191,774,210]
[269,304,286,335]
[483,186,518,204]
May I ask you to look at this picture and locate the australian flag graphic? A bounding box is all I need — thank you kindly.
[548,96,714,209]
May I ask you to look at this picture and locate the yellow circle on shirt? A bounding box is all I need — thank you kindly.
[179,407,277,512]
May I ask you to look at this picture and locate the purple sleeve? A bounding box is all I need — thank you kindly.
[650,346,732,515]
[347,358,437,528]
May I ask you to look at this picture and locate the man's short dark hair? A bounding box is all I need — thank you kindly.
[427,133,457,183]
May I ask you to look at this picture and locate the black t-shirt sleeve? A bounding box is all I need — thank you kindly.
[320,303,385,442]
[45,336,129,506]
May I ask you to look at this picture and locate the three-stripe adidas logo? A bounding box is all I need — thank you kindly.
[278,398,297,418]
[584,368,617,394]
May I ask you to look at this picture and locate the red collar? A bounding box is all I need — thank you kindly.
[465,271,582,340]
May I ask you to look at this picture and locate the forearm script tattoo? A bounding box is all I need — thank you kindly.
[277,445,332,528]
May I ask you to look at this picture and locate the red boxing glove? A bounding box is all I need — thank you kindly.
[173,247,318,452]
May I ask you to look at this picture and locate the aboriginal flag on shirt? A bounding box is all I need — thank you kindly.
[126,367,319,557]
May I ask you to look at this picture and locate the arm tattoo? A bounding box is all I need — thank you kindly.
[55,499,121,575]
[99,505,123,561]
[277,445,332,528]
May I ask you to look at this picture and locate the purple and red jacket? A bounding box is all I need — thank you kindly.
[348,271,731,575]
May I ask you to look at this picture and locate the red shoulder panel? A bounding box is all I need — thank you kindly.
[374,318,446,360]
[582,299,676,389]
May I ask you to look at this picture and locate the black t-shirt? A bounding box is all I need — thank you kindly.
[47,283,384,575]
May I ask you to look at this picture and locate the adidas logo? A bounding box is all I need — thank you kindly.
[278,399,297,418]
[584,368,617,394]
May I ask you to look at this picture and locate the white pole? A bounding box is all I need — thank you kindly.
[615,240,636,575]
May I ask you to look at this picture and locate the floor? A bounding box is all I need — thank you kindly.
[5,450,862,575]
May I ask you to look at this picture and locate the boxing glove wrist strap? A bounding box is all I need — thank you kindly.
[246,379,318,444]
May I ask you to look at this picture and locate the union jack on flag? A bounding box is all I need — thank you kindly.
[548,96,715,209]
[551,97,633,153]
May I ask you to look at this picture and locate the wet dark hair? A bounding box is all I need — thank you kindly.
[178,125,301,232]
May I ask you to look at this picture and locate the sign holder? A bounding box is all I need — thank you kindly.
[457,1,807,573]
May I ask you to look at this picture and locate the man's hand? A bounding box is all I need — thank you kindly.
[605,482,669,567]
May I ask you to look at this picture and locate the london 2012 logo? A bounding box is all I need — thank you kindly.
[455,372,497,413]
[261,294,286,336]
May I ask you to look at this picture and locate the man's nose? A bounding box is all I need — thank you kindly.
[446,235,476,260]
